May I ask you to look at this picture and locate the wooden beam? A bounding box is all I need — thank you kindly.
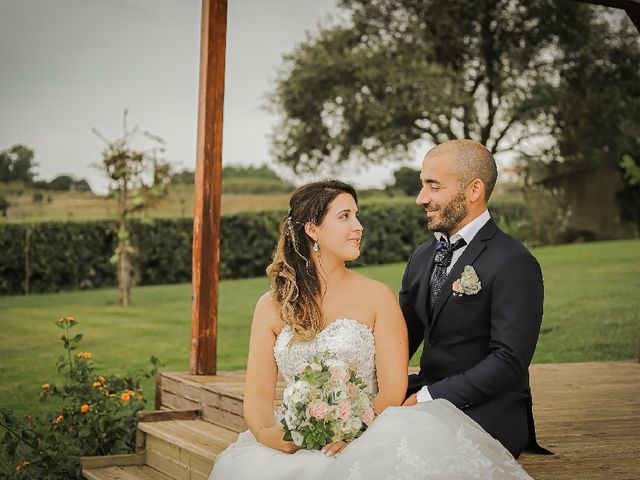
[190,0,227,375]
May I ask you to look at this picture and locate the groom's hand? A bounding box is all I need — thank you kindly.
[402,393,417,406]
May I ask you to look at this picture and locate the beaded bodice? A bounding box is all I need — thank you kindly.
[274,318,378,394]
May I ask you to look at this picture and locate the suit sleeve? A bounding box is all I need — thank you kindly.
[427,251,544,408]
[399,250,425,359]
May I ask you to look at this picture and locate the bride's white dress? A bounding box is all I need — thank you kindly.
[209,319,532,480]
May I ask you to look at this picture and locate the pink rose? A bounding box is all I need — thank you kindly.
[362,407,375,426]
[307,400,329,420]
[309,363,322,372]
[337,400,352,420]
[329,366,349,383]
[452,279,463,294]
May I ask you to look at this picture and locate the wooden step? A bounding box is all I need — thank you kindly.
[81,455,167,480]
[83,465,173,480]
[156,371,285,432]
[139,419,238,480]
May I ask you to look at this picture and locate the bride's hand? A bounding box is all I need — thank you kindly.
[322,440,349,457]
[256,425,301,454]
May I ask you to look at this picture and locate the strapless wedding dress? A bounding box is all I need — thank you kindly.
[209,319,532,479]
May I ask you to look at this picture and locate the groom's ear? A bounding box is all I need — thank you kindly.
[304,222,318,241]
[468,179,485,203]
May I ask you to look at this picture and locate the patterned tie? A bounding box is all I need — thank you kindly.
[429,237,467,310]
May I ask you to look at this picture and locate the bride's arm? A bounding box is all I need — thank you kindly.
[371,283,409,414]
[243,292,299,453]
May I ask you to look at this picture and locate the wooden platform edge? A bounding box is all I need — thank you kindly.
[137,409,201,423]
[80,453,146,469]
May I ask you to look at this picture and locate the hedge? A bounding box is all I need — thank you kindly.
[0,200,527,295]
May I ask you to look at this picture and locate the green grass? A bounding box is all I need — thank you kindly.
[1,240,638,419]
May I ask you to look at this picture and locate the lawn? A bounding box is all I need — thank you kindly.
[0,239,638,419]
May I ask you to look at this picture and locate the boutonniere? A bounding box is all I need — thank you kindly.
[452,266,482,296]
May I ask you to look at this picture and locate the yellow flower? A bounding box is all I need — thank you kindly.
[98,375,105,382]
[80,404,90,413]
[54,415,64,425]
[77,352,92,359]
[92,381,102,388]
[41,383,49,390]
[16,461,30,472]
[120,392,131,402]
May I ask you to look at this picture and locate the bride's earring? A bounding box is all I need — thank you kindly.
[313,240,319,252]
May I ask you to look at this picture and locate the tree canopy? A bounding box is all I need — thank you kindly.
[270,0,638,174]
[0,144,37,183]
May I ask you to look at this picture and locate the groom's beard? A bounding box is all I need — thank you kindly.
[426,189,468,234]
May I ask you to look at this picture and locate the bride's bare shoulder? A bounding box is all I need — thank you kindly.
[348,271,397,302]
[253,290,283,334]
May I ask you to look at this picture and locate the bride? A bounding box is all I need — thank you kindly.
[209,180,531,479]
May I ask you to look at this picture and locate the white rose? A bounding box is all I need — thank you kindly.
[291,430,305,447]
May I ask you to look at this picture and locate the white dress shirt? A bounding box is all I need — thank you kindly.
[416,209,491,403]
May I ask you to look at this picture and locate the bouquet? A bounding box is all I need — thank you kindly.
[277,354,375,450]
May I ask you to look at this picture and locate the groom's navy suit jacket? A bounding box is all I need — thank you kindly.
[400,218,543,457]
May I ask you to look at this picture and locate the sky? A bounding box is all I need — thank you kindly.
[0,0,414,194]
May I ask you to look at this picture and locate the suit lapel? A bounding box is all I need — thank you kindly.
[430,219,498,330]
[417,240,437,326]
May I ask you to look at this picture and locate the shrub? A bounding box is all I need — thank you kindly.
[0,316,159,479]
[0,200,534,295]
[522,186,572,246]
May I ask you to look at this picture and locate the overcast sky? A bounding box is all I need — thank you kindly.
[0,0,411,193]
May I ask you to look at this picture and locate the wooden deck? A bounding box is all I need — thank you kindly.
[157,361,640,479]
[518,361,640,479]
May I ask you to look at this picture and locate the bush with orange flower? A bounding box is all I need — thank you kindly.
[0,315,160,479]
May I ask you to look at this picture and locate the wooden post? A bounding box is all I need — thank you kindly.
[190,0,227,375]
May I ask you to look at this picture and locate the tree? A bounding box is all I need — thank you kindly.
[542,11,640,234]
[387,166,421,196]
[551,11,640,172]
[71,179,92,192]
[617,154,640,236]
[45,175,93,192]
[0,144,38,183]
[172,169,195,185]
[271,0,586,173]
[0,195,9,216]
[93,112,172,307]
[48,175,75,191]
[221,165,282,179]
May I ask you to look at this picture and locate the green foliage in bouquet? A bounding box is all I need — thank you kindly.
[0,315,160,479]
[279,355,375,451]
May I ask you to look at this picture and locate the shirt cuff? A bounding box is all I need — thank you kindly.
[416,386,433,403]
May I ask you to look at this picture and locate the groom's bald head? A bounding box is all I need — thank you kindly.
[425,140,497,201]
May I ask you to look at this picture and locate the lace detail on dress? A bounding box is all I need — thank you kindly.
[344,425,532,480]
[274,318,377,393]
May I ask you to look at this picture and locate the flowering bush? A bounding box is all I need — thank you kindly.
[0,315,160,479]
[278,355,374,450]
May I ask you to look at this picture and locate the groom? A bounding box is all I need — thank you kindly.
[400,139,548,458]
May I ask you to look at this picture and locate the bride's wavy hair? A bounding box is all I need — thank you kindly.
[266,180,358,342]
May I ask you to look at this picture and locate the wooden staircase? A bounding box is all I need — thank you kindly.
[81,371,270,480]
